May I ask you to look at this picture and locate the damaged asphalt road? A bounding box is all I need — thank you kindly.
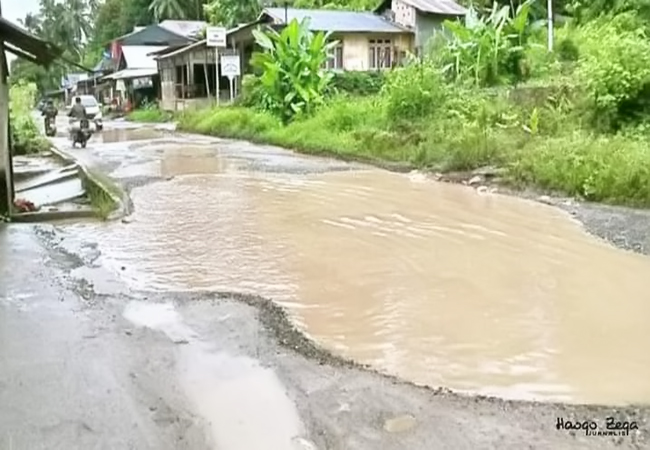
[0,224,648,450]
[3,121,650,449]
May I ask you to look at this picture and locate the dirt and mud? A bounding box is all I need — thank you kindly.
[2,117,650,449]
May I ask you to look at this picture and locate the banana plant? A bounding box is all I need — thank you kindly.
[251,18,338,122]
[438,0,540,86]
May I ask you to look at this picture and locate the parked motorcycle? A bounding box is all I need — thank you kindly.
[69,119,92,148]
[44,116,57,137]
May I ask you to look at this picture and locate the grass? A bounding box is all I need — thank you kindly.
[127,107,173,123]
[12,135,51,155]
[83,169,122,219]
[176,94,650,208]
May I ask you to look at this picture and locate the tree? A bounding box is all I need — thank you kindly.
[91,0,129,48]
[120,0,156,29]
[11,0,94,92]
[9,59,58,93]
[204,0,261,27]
[149,0,205,21]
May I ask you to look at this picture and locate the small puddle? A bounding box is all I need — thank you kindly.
[89,142,650,406]
[99,128,164,143]
[160,147,247,177]
[123,301,309,450]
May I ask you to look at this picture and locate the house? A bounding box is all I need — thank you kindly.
[96,20,206,107]
[75,59,111,98]
[0,15,62,215]
[154,7,414,111]
[107,20,206,73]
[103,45,167,106]
[60,72,89,104]
[375,0,467,55]
[153,40,220,111]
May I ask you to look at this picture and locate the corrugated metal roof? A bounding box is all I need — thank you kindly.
[159,20,206,39]
[155,40,207,60]
[104,68,158,80]
[400,0,466,16]
[65,73,88,84]
[121,45,167,69]
[263,8,409,33]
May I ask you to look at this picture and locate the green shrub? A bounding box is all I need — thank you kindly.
[177,106,279,139]
[237,74,264,108]
[381,60,448,123]
[127,106,172,123]
[9,81,49,155]
[509,133,650,205]
[576,15,650,130]
[556,38,580,62]
[330,71,386,96]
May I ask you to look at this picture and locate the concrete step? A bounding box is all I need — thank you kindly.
[16,177,85,207]
[15,164,79,193]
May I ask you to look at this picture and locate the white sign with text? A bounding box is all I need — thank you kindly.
[220,54,241,78]
[206,27,227,47]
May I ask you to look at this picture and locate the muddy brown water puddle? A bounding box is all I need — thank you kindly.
[84,147,650,405]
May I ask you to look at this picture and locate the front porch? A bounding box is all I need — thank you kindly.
[155,31,255,112]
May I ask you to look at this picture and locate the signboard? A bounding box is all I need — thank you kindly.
[206,27,227,47]
[133,77,153,89]
[220,54,241,78]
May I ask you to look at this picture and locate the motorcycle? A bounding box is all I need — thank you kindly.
[44,116,57,137]
[69,119,92,148]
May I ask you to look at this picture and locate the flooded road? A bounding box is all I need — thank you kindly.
[66,129,650,407]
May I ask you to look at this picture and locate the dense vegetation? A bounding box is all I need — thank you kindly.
[10,82,50,155]
[176,4,650,207]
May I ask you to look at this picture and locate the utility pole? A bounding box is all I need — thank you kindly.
[0,0,14,217]
[547,0,554,51]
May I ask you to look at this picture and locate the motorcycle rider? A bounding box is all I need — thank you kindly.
[41,100,57,132]
[68,96,87,121]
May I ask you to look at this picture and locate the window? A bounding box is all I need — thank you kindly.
[324,41,344,70]
[369,39,392,70]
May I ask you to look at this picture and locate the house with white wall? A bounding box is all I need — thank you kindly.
[375,0,467,54]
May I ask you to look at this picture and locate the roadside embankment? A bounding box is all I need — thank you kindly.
[171,101,650,256]
[174,100,650,209]
[126,107,173,123]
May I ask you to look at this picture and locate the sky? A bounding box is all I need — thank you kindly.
[3,0,39,23]
[3,0,41,64]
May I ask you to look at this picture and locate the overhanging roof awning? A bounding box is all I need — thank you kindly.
[0,17,63,66]
[155,39,207,60]
[103,68,158,80]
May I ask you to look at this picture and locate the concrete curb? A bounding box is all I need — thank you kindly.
[10,209,96,223]
[47,145,130,221]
